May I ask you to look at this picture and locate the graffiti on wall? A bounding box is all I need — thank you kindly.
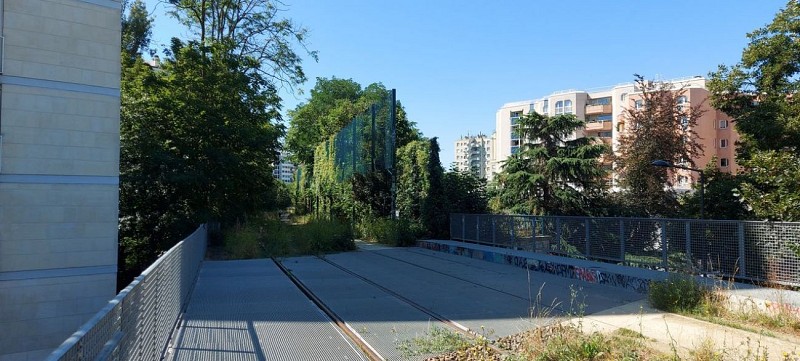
[418,240,650,293]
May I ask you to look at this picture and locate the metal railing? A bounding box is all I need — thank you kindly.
[451,214,800,287]
[47,225,208,361]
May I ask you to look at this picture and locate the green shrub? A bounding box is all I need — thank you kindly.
[359,218,422,246]
[648,274,709,312]
[222,216,355,259]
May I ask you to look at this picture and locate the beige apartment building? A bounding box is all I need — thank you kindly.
[454,133,495,179]
[492,76,739,189]
[0,0,121,359]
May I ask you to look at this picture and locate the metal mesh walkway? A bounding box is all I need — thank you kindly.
[166,259,367,361]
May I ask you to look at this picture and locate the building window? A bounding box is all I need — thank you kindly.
[620,93,627,101]
[680,116,689,127]
[719,120,728,129]
[721,158,729,167]
[677,96,687,104]
[511,146,519,154]
[720,139,728,148]
[555,101,564,115]
[542,99,549,114]
[564,100,573,114]
[598,131,612,138]
[634,100,644,110]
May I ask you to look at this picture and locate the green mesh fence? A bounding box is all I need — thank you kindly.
[333,89,396,182]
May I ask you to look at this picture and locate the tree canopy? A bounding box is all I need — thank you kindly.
[708,0,800,221]
[493,112,608,215]
[615,75,705,217]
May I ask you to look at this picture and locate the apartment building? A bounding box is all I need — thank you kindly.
[273,150,296,183]
[0,0,121,359]
[493,76,739,190]
[454,133,495,179]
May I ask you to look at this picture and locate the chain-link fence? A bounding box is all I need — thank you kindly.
[47,225,208,361]
[451,214,800,287]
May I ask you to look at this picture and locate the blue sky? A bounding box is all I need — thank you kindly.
[144,0,785,166]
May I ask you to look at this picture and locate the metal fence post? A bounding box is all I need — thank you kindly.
[619,219,625,263]
[461,214,465,240]
[584,218,590,257]
[476,215,481,243]
[661,220,668,271]
[555,217,562,253]
[491,216,496,246]
[738,222,746,277]
[685,221,692,270]
[510,217,516,247]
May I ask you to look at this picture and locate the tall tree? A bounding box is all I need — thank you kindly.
[420,138,447,237]
[494,112,608,215]
[708,1,800,221]
[119,40,283,284]
[121,0,153,62]
[615,75,705,217]
[167,0,317,87]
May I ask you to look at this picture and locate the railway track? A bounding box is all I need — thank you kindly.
[272,256,507,361]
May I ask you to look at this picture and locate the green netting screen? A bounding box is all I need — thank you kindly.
[333,89,396,182]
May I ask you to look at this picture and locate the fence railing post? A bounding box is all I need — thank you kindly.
[491,216,496,246]
[738,222,746,277]
[619,219,625,264]
[555,217,562,254]
[461,214,465,240]
[661,220,668,271]
[510,217,516,248]
[476,215,481,243]
[584,218,590,257]
[685,221,692,271]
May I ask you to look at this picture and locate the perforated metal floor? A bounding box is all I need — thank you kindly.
[166,259,367,361]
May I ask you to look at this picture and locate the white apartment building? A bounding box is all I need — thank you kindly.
[0,1,121,359]
[273,150,296,183]
[453,133,495,179]
[493,76,738,190]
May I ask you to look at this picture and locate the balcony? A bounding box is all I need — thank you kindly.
[585,104,612,115]
[586,121,612,131]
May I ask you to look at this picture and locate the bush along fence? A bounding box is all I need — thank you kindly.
[47,225,208,361]
[450,214,800,287]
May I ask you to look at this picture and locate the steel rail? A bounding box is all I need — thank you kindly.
[271,258,383,361]
[316,255,508,357]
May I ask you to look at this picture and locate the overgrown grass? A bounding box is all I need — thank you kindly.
[649,275,800,340]
[649,275,710,313]
[358,218,424,247]
[221,215,355,259]
[397,326,471,357]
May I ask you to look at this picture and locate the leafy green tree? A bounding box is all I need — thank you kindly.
[679,159,753,220]
[119,40,283,284]
[708,1,800,221]
[444,167,489,215]
[420,138,447,237]
[493,112,608,215]
[615,75,705,217]
[121,0,152,61]
[167,0,317,86]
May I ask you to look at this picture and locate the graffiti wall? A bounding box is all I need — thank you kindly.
[418,240,651,293]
